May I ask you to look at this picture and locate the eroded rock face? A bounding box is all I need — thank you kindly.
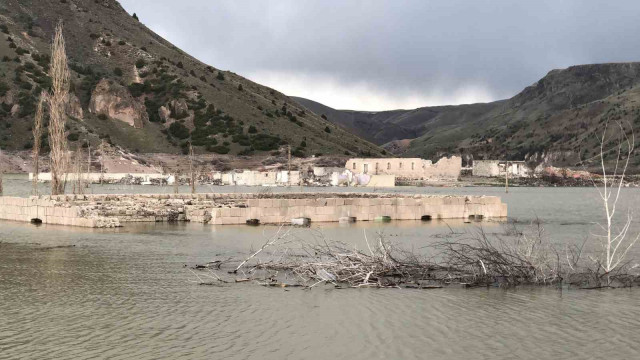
[169,99,189,119]
[158,106,171,123]
[66,93,84,120]
[88,79,147,128]
[10,104,20,117]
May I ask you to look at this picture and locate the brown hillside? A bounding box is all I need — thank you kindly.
[0,0,383,158]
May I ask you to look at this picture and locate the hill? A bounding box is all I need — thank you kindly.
[0,0,383,158]
[295,63,640,169]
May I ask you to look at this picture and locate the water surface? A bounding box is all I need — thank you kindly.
[2,176,640,359]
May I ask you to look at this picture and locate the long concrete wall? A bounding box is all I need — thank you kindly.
[30,173,167,183]
[0,193,507,228]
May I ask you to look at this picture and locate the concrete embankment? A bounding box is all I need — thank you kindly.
[0,193,507,228]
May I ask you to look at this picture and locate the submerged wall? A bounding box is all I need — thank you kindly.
[0,193,507,228]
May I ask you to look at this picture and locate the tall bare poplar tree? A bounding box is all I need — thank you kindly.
[32,92,48,196]
[48,21,70,195]
[0,149,3,196]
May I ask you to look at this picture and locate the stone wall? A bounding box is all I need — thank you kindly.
[0,193,507,228]
[345,156,461,180]
[30,172,166,183]
[0,196,118,227]
[473,160,530,178]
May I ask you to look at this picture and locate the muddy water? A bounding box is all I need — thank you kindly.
[2,175,640,359]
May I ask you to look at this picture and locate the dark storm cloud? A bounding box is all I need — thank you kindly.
[120,0,640,110]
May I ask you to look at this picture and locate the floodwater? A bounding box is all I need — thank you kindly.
[2,174,640,359]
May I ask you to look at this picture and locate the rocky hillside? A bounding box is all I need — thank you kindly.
[296,63,640,170]
[0,0,383,158]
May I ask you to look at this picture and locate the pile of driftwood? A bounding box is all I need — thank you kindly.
[189,222,640,290]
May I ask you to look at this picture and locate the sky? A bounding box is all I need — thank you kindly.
[120,0,640,111]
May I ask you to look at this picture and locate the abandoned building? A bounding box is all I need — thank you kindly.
[472,160,530,178]
[344,156,462,181]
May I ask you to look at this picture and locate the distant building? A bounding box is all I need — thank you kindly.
[472,160,530,178]
[214,170,301,186]
[344,156,462,181]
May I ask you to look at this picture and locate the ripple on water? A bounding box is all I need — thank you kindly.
[2,187,640,359]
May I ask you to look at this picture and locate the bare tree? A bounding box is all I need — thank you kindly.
[589,121,638,284]
[48,21,71,195]
[32,91,48,196]
[189,142,196,194]
[73,146,84,195]
[0,149,3,196]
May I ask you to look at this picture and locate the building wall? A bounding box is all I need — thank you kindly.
[344,156,461,180]
[218,171,301,186]
[472,161,529,178]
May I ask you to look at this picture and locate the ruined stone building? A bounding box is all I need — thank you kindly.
[344,156,462,181]
[472,160,530,178]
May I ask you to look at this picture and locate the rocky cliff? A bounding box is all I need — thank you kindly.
[89,79,147,128]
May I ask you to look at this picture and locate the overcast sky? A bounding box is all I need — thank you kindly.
[120,0,640,111]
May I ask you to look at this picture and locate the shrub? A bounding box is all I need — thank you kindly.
[132,13,139,21]
[300,140,306,148]
[321,114,327,120]
[89,33,100,39]
[292,147,305,157]
[248,125,257,134]
[238,84,243,91]
[118,40,126,45]
[238,147,255,156]
[113,67,123,76]
[208,145,230,154]
[176,61,184,69]
[67,132,80,141]
[251,133,281,151]
[135,58,146,69]
[144,98,161,122]
[324,126,331,133]
[0,24,8,34]
[169,121,190,139]
[17,91,36,117]
[97,113,108,120]
[216,71,224,81]
[128,83,145,97]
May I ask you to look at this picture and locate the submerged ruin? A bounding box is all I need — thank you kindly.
[0,192,507,228]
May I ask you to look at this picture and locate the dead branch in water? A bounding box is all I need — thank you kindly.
[189,221,640,289]
[434,222,563,286]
